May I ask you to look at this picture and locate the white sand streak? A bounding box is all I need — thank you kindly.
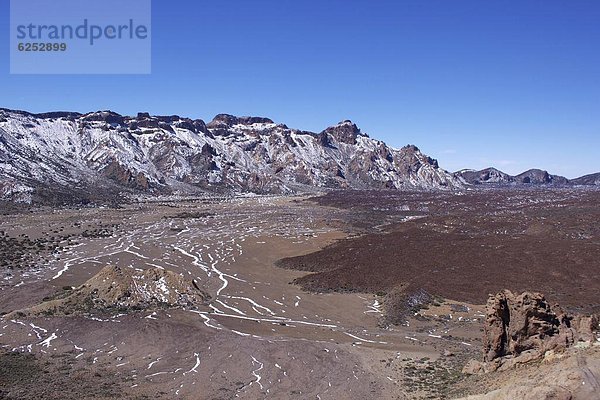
[184,353,201,375]
[174,247,209,273]
[250,356,264,389]
[52,257,80,280]
[343,332,387,344]
[227,296,275,315]
[39,332,58,348]
[147,357,162,369]
[189,310,222,330]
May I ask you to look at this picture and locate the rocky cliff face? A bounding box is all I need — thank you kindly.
[0,108,463,204]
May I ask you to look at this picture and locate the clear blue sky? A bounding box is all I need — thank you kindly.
[1,0,599,178]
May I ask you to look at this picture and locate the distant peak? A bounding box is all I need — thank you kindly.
[83,110,122,117]
[0,108,82,120]
[477,167,508,174]
[208,114,238,126]
[208,114,274,127]
[321,120,365,145]
[401,144,421,153]
[81,110,125,124]
[518,168,547,174]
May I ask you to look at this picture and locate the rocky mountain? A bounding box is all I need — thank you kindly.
[0,108,463,204]
[515,169,569,185]
[455,167,515,185]
[571,172,600,186]
[456,167,571,186]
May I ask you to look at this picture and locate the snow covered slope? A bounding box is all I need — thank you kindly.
[0,108,463,203]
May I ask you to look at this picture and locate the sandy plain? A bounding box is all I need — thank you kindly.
[1,189,597,399]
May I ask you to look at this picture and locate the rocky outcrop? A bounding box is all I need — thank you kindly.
[81,111,125,125]
[320,120,365,145]
[459,342,600,400]
[483,290,569,361]
[206,114,275,136]
[5,265,210,317]
[463,290,598,375]
[100,159,150,190]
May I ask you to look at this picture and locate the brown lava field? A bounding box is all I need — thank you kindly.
[279,188,600,315]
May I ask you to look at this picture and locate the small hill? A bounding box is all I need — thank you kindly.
[571,172,600,186]
[6,265,210,318]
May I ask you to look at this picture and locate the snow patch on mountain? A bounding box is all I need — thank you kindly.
[0,108,464,203]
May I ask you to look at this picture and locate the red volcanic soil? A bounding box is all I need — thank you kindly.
[278,189,600,314]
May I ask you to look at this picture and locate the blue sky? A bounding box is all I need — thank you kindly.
[1,0,599,178]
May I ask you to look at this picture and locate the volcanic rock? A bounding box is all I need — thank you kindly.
[463,290,598,377]
[458,345,600,400]
[456,167,570,186]
[484,290,558,361]
[5,265,210,318]
[81,111,125,125]
[320,120,364,145]
[515,169,568,185]
[457,168,514,185]
[571,172,600,186]
[482,290,583,362]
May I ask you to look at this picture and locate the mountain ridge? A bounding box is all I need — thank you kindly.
[1,107,598,206]
[0,107,462,204]
[455,167,590,186]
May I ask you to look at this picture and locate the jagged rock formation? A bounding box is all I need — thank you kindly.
[463,290,598,375]
[5,265,210,317]
[459,290,600,400]
[0,108,463,204]
[483,290,575,361]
